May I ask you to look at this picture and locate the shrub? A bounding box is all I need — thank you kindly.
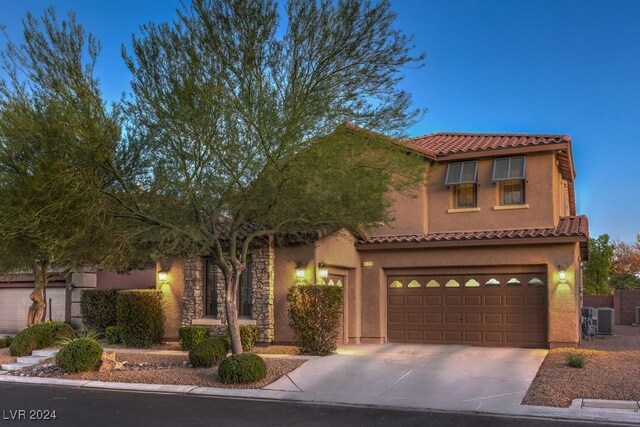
[10,322,75,356]
[105,326,121,345]
[0,336,12,348]
[226,325,258,351]
[189,337,228,368]
[566,352,585,368]
[287,284,343,355]
[55,338,103,372]
[218,353,267,384]
[116,290,165,348]
[80,289,119,333]
[179,326,209,351]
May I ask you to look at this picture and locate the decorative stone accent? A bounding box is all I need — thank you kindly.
[181,242,275,343]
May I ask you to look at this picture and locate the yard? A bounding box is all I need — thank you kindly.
[5,347,306,389]
[523,325,640,407]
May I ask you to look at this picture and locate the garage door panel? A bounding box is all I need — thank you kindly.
[464,295,482,306]
[406,295,423,306]
[465,313,482,324]
[387,272,547,348]
[388,295,405,306]
[406,313,423,324]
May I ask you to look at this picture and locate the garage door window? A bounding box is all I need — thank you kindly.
[445,279,460,287]
[465,279,480,287]
[485,278,500,286]
[426,280,440,288]
[389,280,403,288]
[529,277,544,286]
[507,278,522,286]
[407,280,421,288]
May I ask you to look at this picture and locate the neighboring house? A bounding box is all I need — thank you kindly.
[159,131,589,349]
[0,269,155,333]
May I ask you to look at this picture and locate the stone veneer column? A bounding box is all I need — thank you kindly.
[180,242,275,343]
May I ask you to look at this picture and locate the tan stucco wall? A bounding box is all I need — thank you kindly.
[155,257,185,340]
[273,230,360,343]
[97,269,155,289]
[358,241,582,348]
[427,153,558,232]
[373,185,428,236]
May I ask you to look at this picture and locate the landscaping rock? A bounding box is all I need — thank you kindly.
[99,352,124,372]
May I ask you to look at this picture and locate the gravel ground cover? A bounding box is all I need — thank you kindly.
[523,325,640,407]
[0,348,16,365]
[5,351,305,389]
[251,345,299,355]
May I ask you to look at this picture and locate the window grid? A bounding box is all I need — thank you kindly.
[456,183,477,208]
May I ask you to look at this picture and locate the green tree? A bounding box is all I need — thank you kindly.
[0,9,140,325]
[100,0,425,353]
[583,234,615,295]
[613,234,640,275]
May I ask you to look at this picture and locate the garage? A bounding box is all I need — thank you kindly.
[0,285,67,333]
[387,269,547,348]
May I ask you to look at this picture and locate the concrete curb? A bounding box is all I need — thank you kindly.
[1,373,640,424]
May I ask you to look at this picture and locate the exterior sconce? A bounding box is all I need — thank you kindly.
[295,264,305,280]
[158,270,169,282]
[318,262,329,279]
[558,266,567,282]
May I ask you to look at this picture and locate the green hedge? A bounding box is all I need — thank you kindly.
[226,325,258,352]
[10,322,75,356]
[189,337,228,368]
[218,353,267,384]
[0,336,12,348]
[55,338,103,372]
[116,290,165,348]
[80,289,119,333]
[105,326,121,345]
[287,285,343,356]
[179,326,209,351]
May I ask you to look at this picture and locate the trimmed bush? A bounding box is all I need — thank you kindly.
[116,290,165,348]
[287,284,343,355]
[179,326,209,351]
[566,352,585,368]
[226,325,258,352]
[10,322,75,356]
[105,326,121,345]
[218,353,267,384]
[80,289,119,333]
[189,337,228,368]
[0,336,12,348]
[55,338,103,372]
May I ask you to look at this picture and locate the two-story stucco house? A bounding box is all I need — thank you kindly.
[159,131,588,349]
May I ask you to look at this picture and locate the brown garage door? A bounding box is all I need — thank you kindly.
[387,271,547,348]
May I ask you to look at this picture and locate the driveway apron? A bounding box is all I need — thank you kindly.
[265,344,547,411]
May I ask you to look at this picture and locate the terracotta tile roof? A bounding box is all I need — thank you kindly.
[358,215,589,257]
[405,132,571,157]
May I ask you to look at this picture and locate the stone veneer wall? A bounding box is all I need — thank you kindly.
[181,244,275,343]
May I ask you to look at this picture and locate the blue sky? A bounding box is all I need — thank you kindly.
[2,0,638,242]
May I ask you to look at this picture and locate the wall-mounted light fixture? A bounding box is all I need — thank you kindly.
[318,262,329,279]
[158,269,169,282]
[558,266,567,282]
[295,263,305,280]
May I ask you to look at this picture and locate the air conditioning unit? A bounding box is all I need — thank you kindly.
[635,306,640,324]
[596,307,614,335]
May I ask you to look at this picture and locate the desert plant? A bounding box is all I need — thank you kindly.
[0,336,12,348]
[179,326,209,351]
[116,290,164,347]
[566,352,585,368]
[189,337,228,368]
[10,321,75,356]
[80,289,119,333]
[225,325,258,352]
[57,328,102,347]
[218,353,267,384]
[55,337,103,372]
[288,285,343,355]
[105,326,121,345]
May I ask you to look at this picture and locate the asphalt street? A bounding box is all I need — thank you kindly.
[0,383,627,427]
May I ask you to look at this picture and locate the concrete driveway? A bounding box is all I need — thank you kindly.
[266,344,547,412]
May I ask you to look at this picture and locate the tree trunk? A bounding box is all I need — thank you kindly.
[27,263,48,326]
[224,268,243,354]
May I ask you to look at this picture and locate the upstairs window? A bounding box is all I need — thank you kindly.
[446,161,478,208]
[493,157,526,205]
